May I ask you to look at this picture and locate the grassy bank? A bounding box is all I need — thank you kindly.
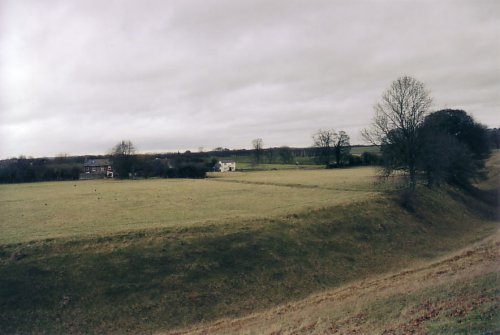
[0,183,497,334]
[175,229,498,334]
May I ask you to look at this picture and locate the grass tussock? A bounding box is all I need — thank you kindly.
[0,184,497,334]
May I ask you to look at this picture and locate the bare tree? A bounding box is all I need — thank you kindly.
[111,140,137,178]
[312,129,335,166]
[313,130,350,166]
[363,76,432,191]
[252,138,264,164]
[112,140,136,156]
[333,131,351,166]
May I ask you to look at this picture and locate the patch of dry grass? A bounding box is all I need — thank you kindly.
[208,167,383,191]
[166,229,500,335]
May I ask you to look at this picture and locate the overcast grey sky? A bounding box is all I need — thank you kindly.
[0,0,498,158]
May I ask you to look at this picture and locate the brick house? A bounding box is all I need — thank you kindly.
[83,159,113,178]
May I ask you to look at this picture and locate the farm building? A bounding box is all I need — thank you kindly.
[82,159,113,178]
[213,160,236,172]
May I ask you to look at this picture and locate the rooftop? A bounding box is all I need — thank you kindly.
[84,159,111,167]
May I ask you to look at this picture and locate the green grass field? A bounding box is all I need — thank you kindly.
[0,168,380,244]
[229,162,322,171]
[217,145,379,169]
[0,157,498,334]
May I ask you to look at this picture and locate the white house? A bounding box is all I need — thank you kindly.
[213,160,236,172]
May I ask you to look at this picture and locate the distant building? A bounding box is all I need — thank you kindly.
[82,159,113,178]
[213,160,236,172]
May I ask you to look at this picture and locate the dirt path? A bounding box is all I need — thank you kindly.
[164,229,500,335]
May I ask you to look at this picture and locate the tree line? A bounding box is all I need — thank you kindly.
[363,75,495,192]
[0,150,212,183]
[0,156,82,183]
[110,140,209,179]
[0,145,384,183]
[0,75,497,184]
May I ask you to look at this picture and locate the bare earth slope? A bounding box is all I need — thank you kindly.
[166,229,499,335]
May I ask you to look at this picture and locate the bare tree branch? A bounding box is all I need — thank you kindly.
[362,76,432,191]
